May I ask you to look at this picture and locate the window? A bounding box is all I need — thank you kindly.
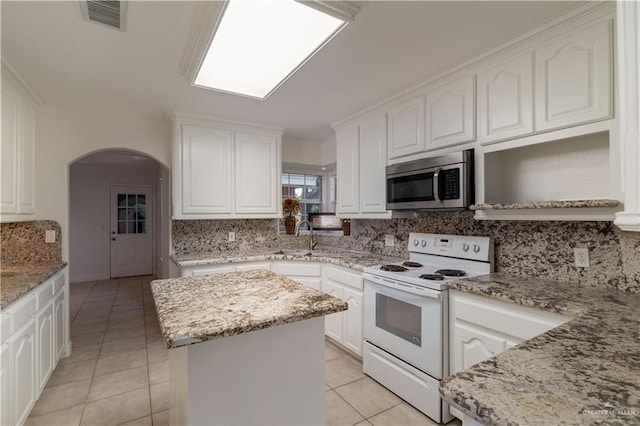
[282,173,322,222]
[116,193,146,234]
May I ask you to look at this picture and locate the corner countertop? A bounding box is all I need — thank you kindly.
[171,247,405,271]
[440,273,640,425]
[0,262,68,309]
[150,269,348,349]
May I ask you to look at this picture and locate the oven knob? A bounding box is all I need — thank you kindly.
[473,244,480,253]
[421,240,427,247]
[462,243,469,252]
[413,239,419,247]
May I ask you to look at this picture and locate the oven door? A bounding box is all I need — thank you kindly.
[363,274,444,379]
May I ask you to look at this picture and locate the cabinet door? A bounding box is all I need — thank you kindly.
[535,20,612,132]
[1,78,20,214]
[36,302,54,393]
[1,343,12,426]
[322,280,344,343]
[181,125,233,214]
[19,101,36,214]
[235,132,279,214]
[426,76,476,150]
[54,290,66,362]
[10,319,36,426]
[342,287,363,356]
[359,114,388,213]
[335,124,359,215]
[387,97,425,160]
[478,53,534,144]
[451,321,507,374]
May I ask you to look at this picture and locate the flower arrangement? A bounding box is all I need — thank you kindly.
[282,198,300,216]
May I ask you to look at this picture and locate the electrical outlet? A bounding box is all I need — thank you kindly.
[45,230,56,243]
[574,247,590,268]
[384,234,395,247]
[228,231,236,242]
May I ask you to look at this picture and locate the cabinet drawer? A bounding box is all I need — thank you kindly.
[451,291,570,340]
[235,262,271,272]
[324,266,363,290]
[35,280,54,309]
[275,262,321,277]
[11,294,37,334]
[52,272,65,294]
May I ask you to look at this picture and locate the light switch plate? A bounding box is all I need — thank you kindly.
[228,231,236,242]
[45,230,56,243]
[384,234,395,247]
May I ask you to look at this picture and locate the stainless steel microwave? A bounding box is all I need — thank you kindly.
[386,150,473,211]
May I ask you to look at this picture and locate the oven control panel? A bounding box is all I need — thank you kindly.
[408,233,493,262]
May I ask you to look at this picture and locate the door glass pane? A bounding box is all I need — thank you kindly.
[116,192,147,234]
[376,293,422,346]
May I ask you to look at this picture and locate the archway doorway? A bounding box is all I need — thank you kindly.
[68,150,169,282]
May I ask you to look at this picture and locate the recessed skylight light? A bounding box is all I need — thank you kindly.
[194,0,349,100]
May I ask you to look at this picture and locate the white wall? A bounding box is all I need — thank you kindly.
[321,138,336,165]
[35,104,172,269]
[69,164,161,282]
[282,137,325,166]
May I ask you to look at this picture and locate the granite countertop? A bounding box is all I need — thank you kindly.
[0,262,68,309]
[440,273,640,425]
[171,247,405,271]
[151,269,348,349]
[470,199,620,210]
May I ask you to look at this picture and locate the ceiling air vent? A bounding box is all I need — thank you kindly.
[81,0,127,31]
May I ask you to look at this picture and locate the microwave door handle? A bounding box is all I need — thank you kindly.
[433,167,441,202]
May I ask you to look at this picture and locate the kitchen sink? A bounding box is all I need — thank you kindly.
[272,250,313,257]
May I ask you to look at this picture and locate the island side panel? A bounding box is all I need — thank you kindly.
[170,316,325,425]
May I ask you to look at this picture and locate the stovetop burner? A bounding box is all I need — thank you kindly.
[435,269,466,277]
[402,261,423,268]
[380,265,408,272]
[419,274,445,281]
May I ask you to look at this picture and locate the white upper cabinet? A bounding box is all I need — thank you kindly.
[336,124,359,215]
[335,115,391,219]
[1,64,37,220]
[171,115,282,219]
[359,114,388,213]
[426,76,476,151]
[478,53,534,144]
[234,132,278,214]
[535,20,613,132]
[180,125,233,215]
[387,97,425,161]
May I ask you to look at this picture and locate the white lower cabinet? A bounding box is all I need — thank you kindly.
[1,343,11,425]
[449,290,571,421]
[322,265,364,356]
[1,268,69,426]
[10,319,36,426]
[36,302,54,393]
[272,262,322,290]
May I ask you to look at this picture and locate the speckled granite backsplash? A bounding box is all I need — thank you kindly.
[172,213,640,292]
[1,221,63,265]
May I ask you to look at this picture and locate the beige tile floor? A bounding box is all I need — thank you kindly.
[26,275,460,426]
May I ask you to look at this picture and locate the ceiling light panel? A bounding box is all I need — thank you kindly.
[194,0,347,99]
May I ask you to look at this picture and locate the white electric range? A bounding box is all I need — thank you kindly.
[362,233,493,424]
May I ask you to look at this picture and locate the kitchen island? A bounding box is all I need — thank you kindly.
[150,269,347,425]
[440,273,640,425]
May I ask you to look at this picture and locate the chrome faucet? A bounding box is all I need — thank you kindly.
[295,220,318,251]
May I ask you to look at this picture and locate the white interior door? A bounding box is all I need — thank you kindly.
[110,185,153,278]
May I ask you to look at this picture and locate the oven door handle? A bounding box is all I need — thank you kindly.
[363,273,441,299]
[433,167,441,202]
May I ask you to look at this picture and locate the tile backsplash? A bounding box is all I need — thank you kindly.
[172,213,640,292]
[1,220,63,265]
